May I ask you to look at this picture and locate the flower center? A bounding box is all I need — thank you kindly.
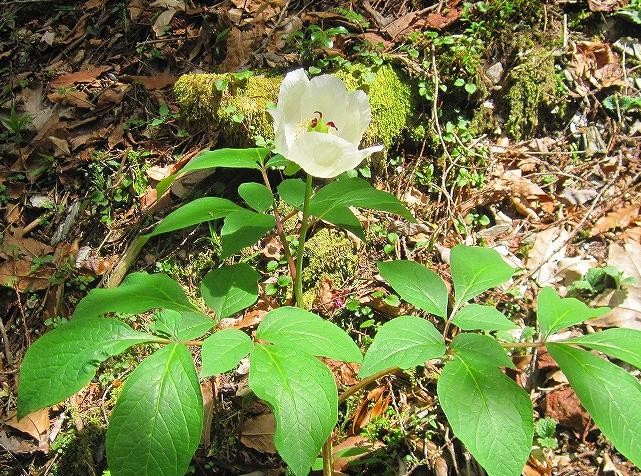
[307,111,338,134]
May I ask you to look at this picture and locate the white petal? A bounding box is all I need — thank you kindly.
[300,75,349,133]
[288,132,381,178]
[270,69,309,155]
[338,89,372,145]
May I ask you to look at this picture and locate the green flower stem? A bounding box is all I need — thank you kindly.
[260,166,297,280]
[294,174,314,307]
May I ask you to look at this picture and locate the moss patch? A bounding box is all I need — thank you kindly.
[174,64,415,149]
[50,423,106,476]
[504,45,560,140]
[301,228,358,309]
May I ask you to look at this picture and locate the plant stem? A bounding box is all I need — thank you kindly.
[322,438,333,476]
[294,174,314,307]
[499,341,547,349]
[339,367,400,403]
[260,166,297,280]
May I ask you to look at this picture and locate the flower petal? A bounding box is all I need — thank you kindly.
[270,69,309,155]
[300,75,349,136]
[338,89,372,145]
[288,132,382,178]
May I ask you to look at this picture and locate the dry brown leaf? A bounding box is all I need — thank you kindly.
[49,65,111,89]
[526,227,570,285]
[240,413,276,453]
[333,436,383,472]
[324,358,360,387]
[125,73,177,90]
[4,409,50,443]
[591,204,639,235]
[219,26,258,72]
[0,259,52,291]
[47,89,93,108]
[591,241,641,329]
[571,41,625,89]
[153,8,178,37]
[545,387,590,437]
[588,0,629,11]
[1,231,54,259]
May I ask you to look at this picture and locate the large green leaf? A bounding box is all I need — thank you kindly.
[437,353,533,476]
[151,309,215,341]
[200,263,260,319]
[145,197,243,239]
[450,333,514,369]
[200,328,253,377]
[450,245,515,306]
[107,344,203,476]
[537,287,609,338]
[309,178,415,222]
[239,182,273,212]
[451,304,517,331]
[377,260,448,318]
[567,328,641,370]
[220,210,275,259]
[18,318,157,419]
[157,148,268,195]
[73,272,197,320]
[249,343,337,476]
[256,307,362,363]
[359,315,445,378]
[277,178,306,208]
[548,343,641,467]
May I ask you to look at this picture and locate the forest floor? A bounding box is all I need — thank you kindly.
[1,0,641,475]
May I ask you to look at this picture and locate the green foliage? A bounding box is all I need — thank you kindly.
[18,318,157,419]
[438,335,533,476]
[151,309,215,341]
[156,148,267,195]
[377,260,448,318]
[534,417,558,449]
[567,328,641,371]
[567,265,635,298]
[72,272,199,320]
[145,197,243,239]
[359,316,445,377]
[451,304,516,331]
[106,344,203,476]
[220,210,275,258]
[201,328,253,377]
[536,287,609,338]
[256,307,362,363]
[309,177,415,238]
[249,344,337,476]
[200,263,260,319]
[238,182,273,212]
[450,244,515,306]
[548,343,641,467]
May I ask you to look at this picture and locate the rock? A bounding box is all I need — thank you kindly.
[486,61,504,84]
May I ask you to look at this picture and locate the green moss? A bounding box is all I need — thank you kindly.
[336,64,414,148]
[174,64,414,149]
[174,73,280,145]
[504,46,559,140]
[300,228,358,309]
[50,423,106,476]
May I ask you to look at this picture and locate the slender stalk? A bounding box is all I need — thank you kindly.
[322,438,333,476]
[500,341,547,349]
[339,367,400,403]
[260,166,297,280]
[294,174,314,307]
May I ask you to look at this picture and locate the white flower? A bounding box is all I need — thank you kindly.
[268,69,383,178]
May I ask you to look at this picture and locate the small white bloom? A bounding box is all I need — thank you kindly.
[269,69,383,178]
